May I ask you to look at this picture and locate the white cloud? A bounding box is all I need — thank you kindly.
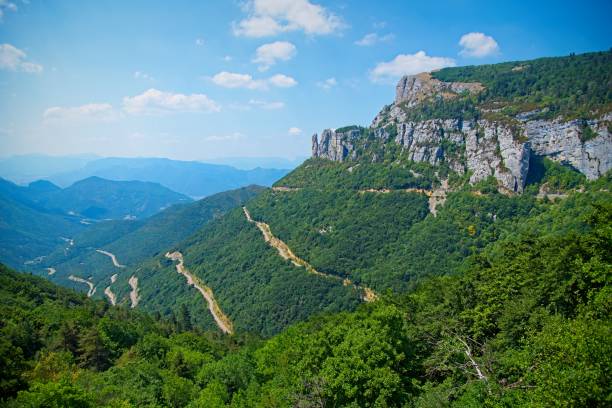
[211,72,266,90]
[370,51,456,83]
[134,71,154,81]
[288,127,302,135]
[249,99,285,109]
[123,89,220,115]
[354,32,394,47]
[211,71,297,90]
[0,43,43,73]
[233,0,344,37]
[195,38,205,46]
[253,41,296,71]
[43,103,119,122]
[268,73,297,88]
[316,77,337,90]
[459,32,500,57]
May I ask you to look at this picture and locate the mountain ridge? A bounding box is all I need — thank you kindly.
[312,50,611,193]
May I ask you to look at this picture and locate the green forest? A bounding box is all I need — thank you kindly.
[1,173,609,406]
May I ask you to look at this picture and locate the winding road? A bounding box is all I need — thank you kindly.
[128,276,140,308]
[165,251,234,335]
[68,275,96,297]
[97,249,123,305]
[242,207,377,302]
[104,286,117,306]
[273,185,448,216]
[96,249,126,268]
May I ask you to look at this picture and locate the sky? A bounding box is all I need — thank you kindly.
[0,0,610,162]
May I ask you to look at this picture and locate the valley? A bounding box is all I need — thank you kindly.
[0,43,610,407]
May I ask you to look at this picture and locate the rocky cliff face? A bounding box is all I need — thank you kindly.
[312,72,612,192]
[395,72,484,108]
[312,128,361,162]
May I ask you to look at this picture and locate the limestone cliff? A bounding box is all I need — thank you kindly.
[312,71,611,193]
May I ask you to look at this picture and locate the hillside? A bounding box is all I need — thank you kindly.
[0,176,192,269]
[1,185,609,406]
[41,176,192,220]
[37,186,265,327]
[47,157,292,198]
[0,192,85,268]
[25,51,610,339]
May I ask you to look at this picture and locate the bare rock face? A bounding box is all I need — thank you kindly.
[312,128,360,162]
[524,114,612,180]
[395,72,484,107]
[464,121,530,192]
[393,119,530,192]
[315,71,611,193]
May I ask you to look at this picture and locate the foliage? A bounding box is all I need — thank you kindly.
[432,50,612,120]
[2,176,610,407]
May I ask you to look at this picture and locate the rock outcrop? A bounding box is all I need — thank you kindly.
[395,72,484,108]
[312,72,611,193]
[312,128,361,162]
[524,114,612,180]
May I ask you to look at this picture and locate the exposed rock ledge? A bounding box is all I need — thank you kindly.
[312,72,611,193]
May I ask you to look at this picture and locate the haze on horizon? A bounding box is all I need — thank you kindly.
[1,0,610,161]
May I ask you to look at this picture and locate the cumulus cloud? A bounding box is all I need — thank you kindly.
[43,103,119,123]
[0,43,43,73]
[316,77,337,90]
[288,127,302,135]
[268,73,297,88]
[370,51,456,83]
[211,71,297,90]
[459,32,500,57]
[354,32,394,47]
[233,0,344,37]
[123,89,220,115]
[253,41,296,71]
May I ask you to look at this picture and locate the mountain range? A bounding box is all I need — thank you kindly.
[1,50,610,407]
[0,155,294,198]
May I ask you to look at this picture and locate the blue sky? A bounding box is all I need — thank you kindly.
[0,0,610,161]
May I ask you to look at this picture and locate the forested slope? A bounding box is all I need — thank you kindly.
[2,175,609,406]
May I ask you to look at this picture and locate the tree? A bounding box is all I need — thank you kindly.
[77,327,110,371]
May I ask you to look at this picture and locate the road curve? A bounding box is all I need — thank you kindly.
[165,251,234,335]
[128,276,139,308]
[68,275,96,297]
[242,206,377,302]
[96,249,126,268]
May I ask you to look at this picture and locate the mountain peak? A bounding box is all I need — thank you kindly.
[311,51,612,193]
[395,72,484,107]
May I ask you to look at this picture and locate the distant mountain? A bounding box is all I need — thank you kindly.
[0,187,85,268]
[204,156,307,170]
[0,154,98,184]
[0,176,191,268]
[40,176,191,220]
[46,157,291,197]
